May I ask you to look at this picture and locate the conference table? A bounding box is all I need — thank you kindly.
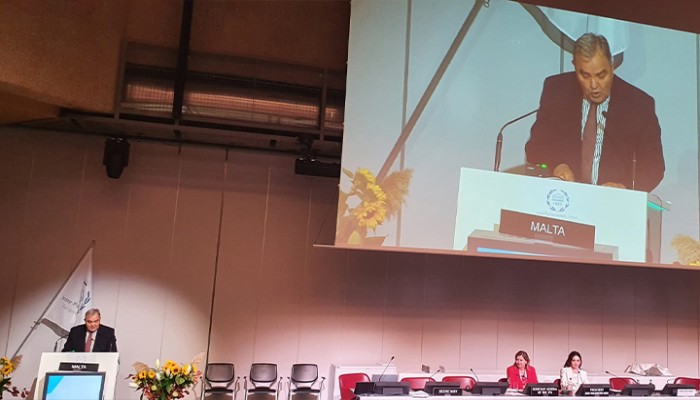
[396,372,675,390]
[359,395,681,400]
[329,366,677,400]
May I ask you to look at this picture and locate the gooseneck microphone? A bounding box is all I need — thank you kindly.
[470,368,480,382]
[605,370,638,384]
[377,356,395,382]
[493,109,539,172]
[429,366,445,380]
[53,334,69,352]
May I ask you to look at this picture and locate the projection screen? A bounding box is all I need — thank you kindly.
[336,0,700,269]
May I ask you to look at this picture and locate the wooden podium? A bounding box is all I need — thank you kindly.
[36,352,119,400]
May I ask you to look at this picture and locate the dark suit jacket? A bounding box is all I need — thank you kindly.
[525,72,665,192]
[62,324,117,352]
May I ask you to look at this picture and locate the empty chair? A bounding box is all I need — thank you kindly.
[338,373,370,400]
[288,364,325,400]
[609,377,636,391]
[674,377,700,390]
[246,363,279,400]
[204,363,239,399]
[204,363,238,398]
[441,376,476,391]
[400,377,435,391]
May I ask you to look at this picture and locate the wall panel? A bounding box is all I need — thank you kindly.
[2,129,700,399]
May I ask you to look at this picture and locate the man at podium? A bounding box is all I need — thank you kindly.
[525,33,665,192]
[62,308,117,352]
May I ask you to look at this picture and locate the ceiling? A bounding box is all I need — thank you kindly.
[1,0,698,160]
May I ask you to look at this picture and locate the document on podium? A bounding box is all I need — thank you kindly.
[453,168,647,262]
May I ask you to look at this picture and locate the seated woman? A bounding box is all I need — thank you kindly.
[506,350,538,390]
[560,351,589,393]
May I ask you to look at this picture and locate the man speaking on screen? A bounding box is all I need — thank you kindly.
[525,32,665,193]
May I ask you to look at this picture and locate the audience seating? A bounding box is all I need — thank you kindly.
[204,363,238,399]
[400,376,435,391]
[609,377,636,391]
[441,375,476,391]
[338,373,370,400]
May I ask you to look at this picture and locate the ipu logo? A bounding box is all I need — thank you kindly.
[546,189,570,212]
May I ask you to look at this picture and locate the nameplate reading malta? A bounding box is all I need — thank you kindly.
[499,209,595,249]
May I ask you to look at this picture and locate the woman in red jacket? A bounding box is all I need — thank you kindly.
[506,350,538,390]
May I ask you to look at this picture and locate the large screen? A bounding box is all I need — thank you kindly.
[43,372,105,400]
[337,0,700,268]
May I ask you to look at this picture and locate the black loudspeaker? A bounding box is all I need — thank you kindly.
[103,138,130,179]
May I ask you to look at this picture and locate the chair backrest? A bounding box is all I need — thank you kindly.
[498,377,508,383]
[441,376,476,390]
[609,377,636,391]
[674,377,700,390]
[400,377,436,391]
[291,364,318,387]
[206,363,235,389]
[339,373,370,400]
[250,363,278,387]
[553,379,561,390]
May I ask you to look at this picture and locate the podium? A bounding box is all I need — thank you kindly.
[454,168,669,263]
[36,352,119,400]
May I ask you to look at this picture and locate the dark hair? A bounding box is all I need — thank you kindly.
[564,351,582,368]
[513,350,530,367]
[574,33,612,65]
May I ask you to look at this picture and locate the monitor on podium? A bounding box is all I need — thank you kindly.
[36,352,119,400]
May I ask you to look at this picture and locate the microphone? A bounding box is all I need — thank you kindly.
[53,334,69,352]
[605,370,638,384]
[377,356,395,382]
[429,365,445,380]
[632,150,637,190]
[493,109,538,172]
[470,368,480,382]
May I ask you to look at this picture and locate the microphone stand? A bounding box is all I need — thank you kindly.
[493,109,538,172]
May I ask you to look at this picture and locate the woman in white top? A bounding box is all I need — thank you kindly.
[560,351,589,393]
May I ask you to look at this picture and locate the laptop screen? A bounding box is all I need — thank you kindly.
[43,372,106,400]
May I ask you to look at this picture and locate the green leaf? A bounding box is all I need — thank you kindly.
[348,230,363,245]
[342,168,355,179]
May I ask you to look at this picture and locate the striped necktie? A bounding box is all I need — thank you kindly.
[581,104,598,184]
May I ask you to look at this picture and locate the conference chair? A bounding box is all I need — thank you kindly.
[287,364,325,400]
[609,377,636,391]
[674,377,700,390]
[400,377,435,391]
[246,363,280,400]
[204,363,239,399]
[338,373,370,400]
[498,377,508,383]
[553,379,561,390]
[441,376,476,391]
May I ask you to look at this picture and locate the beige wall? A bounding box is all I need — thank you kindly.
[1,128,700,399]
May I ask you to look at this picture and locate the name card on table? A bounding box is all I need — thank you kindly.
[575,384,610,396]
[500,209,595,249]
[524,383,559,396]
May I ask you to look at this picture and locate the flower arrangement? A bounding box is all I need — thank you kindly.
[1,355,29,399]
[336,167,413,245]
[671,235,700,266]
[129,353,204,400]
